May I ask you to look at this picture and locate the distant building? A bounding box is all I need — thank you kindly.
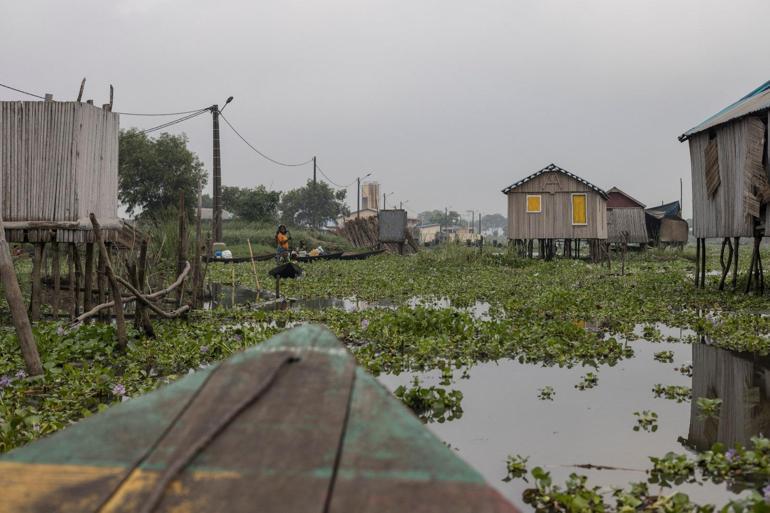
[645,201,688,246]
[200,208,234,221]
[416,223,441,244]
[361,182,380,211]
[606,187,649,244]
[337,208,378,226]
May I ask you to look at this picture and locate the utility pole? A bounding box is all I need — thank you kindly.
[212,104,222,242]
[312,156,317,229]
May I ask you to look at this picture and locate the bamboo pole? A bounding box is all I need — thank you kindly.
[0,219,43,375]
[90,214,127,349]
[30,243,44,321]
[247,238,261,292]
[83,242,94,312]
[176,191,187,307]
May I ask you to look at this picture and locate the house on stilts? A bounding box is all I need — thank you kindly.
[606,187,648,246]
[502,163,608,260]
[679,81,770,291]
[1,97,138,319]
[644,200,689,248]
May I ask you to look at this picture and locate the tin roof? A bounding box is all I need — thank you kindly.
[679,81,770,141]
[501,163,608,198]
[645,200,681,220]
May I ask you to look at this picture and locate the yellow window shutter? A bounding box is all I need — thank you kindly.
[572,195,587,224]
[526,195,541,213]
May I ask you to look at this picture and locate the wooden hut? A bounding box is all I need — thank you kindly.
[0,325,519,513]
[645,201,688,247]
[0,99,136,320]
[502,163,608,260]
[679,81,770,290]
[606,187,648,245]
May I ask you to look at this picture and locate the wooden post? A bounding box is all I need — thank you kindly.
[30,243,45,321]
[72,244,81,317]
[51,243,61,318]
[83,243,94,312]
[695,238,701,288]
[90,214,127,349]
[67,245,75,319]
[732,237,740,290]
[97,250,107,320]
[247,239,261,292]
[177,191,188,307]
[700,238,706,289]
[191,186,203,309]
[718,238,732,291]
[133,239,155,338]
[0,218,43,375]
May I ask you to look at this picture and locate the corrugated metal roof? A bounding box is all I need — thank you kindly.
[501,163,608,198]
[679,81,770,141]
[645,200,681,219]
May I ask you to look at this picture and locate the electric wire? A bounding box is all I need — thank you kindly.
[315,164,356,188]
[218,111,314,168]
[114,107,211,116]
[0,82,46,99]
[140,108,210,134]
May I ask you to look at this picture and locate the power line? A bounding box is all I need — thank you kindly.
[140,108,210,134]
[316,164,356,188]
[0,82,46,99]
[114,107,210,116]
[218,111,314,168]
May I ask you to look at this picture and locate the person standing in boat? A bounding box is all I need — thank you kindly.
[275,225,291,263]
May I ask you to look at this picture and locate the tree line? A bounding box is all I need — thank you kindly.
[118,129,349,228]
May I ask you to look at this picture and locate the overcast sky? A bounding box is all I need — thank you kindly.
[3,0,770,219]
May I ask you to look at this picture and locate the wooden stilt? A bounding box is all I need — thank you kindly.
[84,243,94,312]
[176,191,188,307]
[0,218,43,375]
[746,238,757,294]
[718,238,732,291]
[192,186,203,309]
[732,237,740,290]
[695,238,701,288]
[51,243,61,317]
[30,243,45,321]
[67,245,75,319]
[97,250,107,320]
[700,238,706,289]
[72,244,81,317]
[90,214,127,349]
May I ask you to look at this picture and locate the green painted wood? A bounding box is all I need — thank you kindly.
[0,325,518,513]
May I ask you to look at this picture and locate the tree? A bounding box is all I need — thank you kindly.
[279,180,349,228]
[418,209,461,226]
[118,129,207,219]
[221,185,281,222]
[201,193,213,208]
[481,213,507,231]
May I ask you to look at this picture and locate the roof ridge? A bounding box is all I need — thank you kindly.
[501,164,607,198]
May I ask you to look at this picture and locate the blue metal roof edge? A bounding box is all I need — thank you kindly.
[679,80,770,142]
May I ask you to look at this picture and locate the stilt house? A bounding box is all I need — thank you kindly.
[0,100,131,244]
[679,81,770,289]
[645,201,688,246]
[502,163,608,241]
[679,81,770,239]
[606,187,648,244]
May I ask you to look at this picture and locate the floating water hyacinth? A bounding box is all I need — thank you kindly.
[56,325,66,336]
[15,370,27,380]
[200,345,209,354]
[763,483,770,504]
[0,375,11,389]
[361,318,370,330]
[111,383,126,397]
[725,449,736,462]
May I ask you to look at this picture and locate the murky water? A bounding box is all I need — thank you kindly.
[377,328,760,509]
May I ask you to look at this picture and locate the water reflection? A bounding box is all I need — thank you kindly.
[687,342,770,451]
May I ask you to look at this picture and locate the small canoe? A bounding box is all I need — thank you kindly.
[204,253,275,264]
[0,325,518,513]
[339,249,385,260]
[293,251,344,263]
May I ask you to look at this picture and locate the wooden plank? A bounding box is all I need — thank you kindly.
[704,138,720,198]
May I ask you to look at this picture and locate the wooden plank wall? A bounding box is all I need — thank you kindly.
[689,119,754,238]
[0,101,119,225]
[607,208,648,243]
[506,172,607,239]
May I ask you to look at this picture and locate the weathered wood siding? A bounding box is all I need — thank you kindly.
[688,118,755,238]
[506,171,607,239]
[607,208,648,243]
[0,102,119,224]
[659,218,689,243]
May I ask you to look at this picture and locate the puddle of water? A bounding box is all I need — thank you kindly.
[377,338,762,510]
